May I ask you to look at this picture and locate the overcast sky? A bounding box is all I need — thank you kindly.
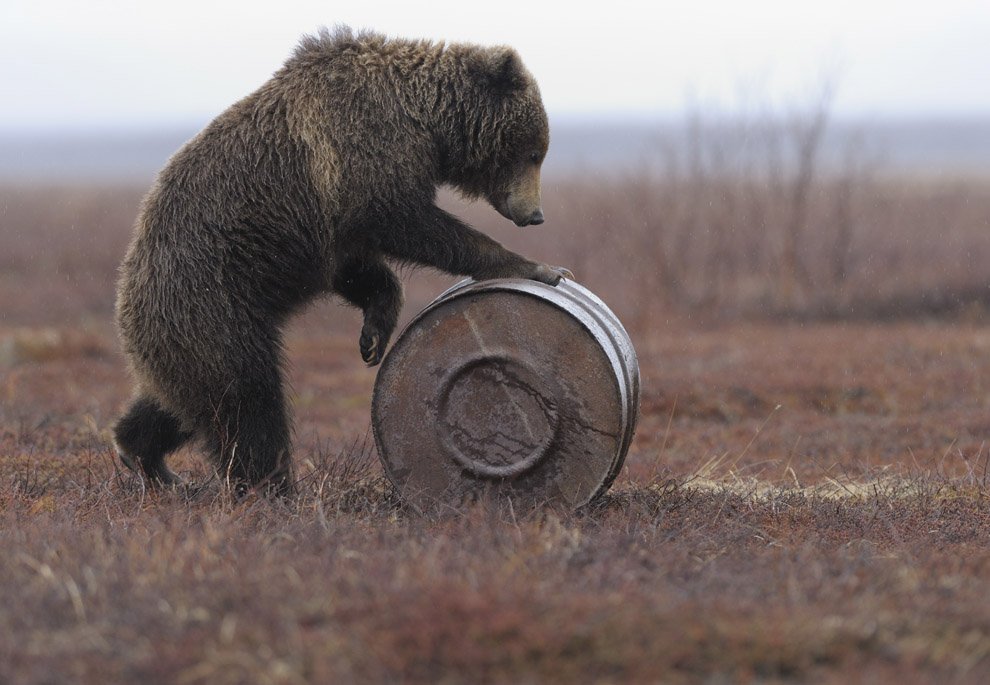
[2,0,988,131]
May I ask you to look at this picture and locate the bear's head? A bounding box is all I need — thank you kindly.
[454,47,549,227]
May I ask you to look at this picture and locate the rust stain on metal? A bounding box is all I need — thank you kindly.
[372,278,640,512]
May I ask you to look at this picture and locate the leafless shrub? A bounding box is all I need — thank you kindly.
[594,83,887,319]
[492,89,990,328]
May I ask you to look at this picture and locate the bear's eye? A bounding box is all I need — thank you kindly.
[529,152,540,164]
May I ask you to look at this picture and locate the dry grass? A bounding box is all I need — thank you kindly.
[5,429,990,683]
[4,314,990,682]
[2,150,990,682]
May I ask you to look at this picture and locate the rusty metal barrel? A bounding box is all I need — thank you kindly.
[372,278,640,511]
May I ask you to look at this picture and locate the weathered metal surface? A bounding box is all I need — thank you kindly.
[372,278,640,512]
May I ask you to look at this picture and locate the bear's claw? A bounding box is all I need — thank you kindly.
[531,263,574,286]
[361,328,382,366]
[116,444,140,474]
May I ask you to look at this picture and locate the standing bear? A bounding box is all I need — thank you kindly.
[113,27,567,495]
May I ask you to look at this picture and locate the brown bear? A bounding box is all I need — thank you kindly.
[112,26,567,495]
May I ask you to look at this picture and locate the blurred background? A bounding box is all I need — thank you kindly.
[1,0,989,327]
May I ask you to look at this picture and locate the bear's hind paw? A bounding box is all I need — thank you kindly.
[114,439,183,488]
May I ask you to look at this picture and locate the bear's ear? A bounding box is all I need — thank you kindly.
[468,47,527,95]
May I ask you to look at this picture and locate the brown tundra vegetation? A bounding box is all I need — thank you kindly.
[3,113,990,682]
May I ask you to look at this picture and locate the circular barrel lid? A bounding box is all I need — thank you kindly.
[372,278,638,512]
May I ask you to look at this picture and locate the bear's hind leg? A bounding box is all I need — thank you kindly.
[205,365,295,498]
[113,396,192,486]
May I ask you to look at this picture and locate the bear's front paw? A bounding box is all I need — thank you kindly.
[530,263,574,286]
[360,323,385,366]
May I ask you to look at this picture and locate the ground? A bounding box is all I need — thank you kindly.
[2,184,990,683]
[4,313,990,683]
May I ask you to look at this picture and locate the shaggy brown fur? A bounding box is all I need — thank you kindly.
[113,27,566,494]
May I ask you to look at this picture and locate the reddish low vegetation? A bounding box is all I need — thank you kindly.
[2,175,990,682]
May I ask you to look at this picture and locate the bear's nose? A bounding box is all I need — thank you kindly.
[528,209,545,225]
